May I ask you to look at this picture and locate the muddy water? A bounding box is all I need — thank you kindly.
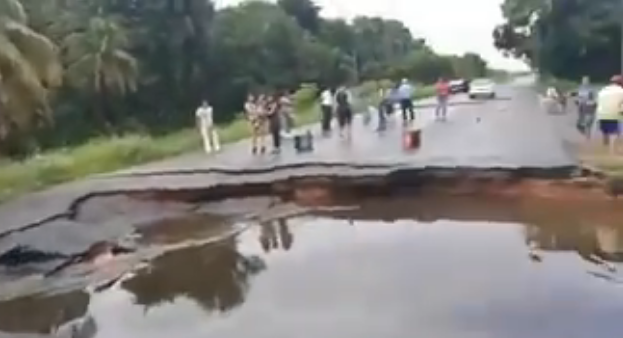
[2,196,623,338]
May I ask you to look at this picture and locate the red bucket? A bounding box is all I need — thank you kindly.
[403,129,421,150]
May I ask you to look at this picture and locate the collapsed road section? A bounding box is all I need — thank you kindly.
[2,84,619,301]
[0,161,618,284]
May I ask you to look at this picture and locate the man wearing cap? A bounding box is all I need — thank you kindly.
[596,75,623,153]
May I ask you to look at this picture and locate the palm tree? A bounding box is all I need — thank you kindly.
[63,15,138,131]
[0,0,62,138]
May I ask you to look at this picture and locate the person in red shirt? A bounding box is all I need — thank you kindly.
[435,77,450,121]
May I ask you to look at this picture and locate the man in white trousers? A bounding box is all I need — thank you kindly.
[196,100,220,153]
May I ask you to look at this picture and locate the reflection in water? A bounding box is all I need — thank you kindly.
[525,223,621,273]
[2,196,623,337]
[588,271,623,284]
[122,237,266,313]
[0,290,90,334]
[259,218,293,253]
[135,213,232,246]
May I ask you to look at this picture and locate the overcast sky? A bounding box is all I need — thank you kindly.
[215,0,528,71]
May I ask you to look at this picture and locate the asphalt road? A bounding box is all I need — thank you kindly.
[0,77,587,311]
[0,78,580,238]
[114,81,576,175]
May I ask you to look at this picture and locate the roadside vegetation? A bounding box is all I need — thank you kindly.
[0,82,436,202]
[493,0,623,178]
[0,0,492,202]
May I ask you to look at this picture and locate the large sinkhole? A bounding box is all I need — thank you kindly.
[0,171,622,338]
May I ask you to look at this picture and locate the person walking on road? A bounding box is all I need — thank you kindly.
[334,86,353,140]
[267,94,283,153]
[196,100,220,154]
[545,86,564,114]
[246,94,267,154]
[397,78,415,125]
[596,75,623,154]
[435,77,450,121]
[576,76,597,137]
[320,87,334,136]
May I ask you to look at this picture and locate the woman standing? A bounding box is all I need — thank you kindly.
[245,94,266,154]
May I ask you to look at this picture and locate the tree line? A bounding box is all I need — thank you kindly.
[493,0,620,82]
[0,0,490,156]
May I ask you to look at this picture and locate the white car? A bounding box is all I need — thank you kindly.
[468,78,496,99]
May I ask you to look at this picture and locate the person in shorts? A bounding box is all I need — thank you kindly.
[596,75,623,154]
[334,86,353,139]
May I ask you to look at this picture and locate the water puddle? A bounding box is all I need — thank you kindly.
[1,196,623,337]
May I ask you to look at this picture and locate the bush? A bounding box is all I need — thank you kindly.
[292,83,319,111]
[356,80,380,99]
[0,83,436,203]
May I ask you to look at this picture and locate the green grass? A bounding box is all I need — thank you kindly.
[0,85,434,203]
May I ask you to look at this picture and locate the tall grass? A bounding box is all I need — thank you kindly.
[0,85,435,203]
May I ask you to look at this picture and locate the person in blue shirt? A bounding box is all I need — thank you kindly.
[397,79,415,124]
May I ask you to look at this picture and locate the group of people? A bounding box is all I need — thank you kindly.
[317,78,451,137]
[195,77,453,155]
[195,92,294,155]
[377,79,416,129]
[319,86,355,139]
[317,80,419,141]
[376,77,451,130]
[547,75,623,154]
[244,92,294,154]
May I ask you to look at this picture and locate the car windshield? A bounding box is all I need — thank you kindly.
[472,79,492,86]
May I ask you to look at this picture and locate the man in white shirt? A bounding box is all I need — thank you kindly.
[320,88,333,135]
[196,100,220,153]
[596,75,623,154]
[397,78,415,124]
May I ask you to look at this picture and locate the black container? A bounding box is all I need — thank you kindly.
[294,131,314,153]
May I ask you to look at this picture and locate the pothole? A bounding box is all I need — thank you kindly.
[0,166,620,303]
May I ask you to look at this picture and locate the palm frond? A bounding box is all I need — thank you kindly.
[65,53,96,88]
[63,16,139,96]
[0,63,49,128]
[0,0,27,24]
[112,50,138,92]
[4,20,62,87]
